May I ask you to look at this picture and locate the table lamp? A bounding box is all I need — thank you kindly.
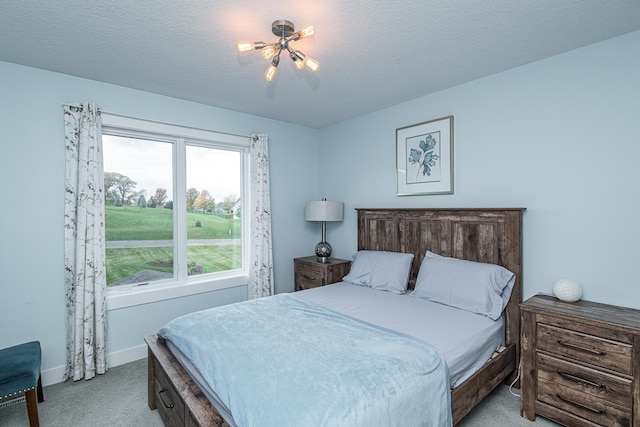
[304,199,344,262]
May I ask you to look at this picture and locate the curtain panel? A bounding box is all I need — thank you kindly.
[63,102,108,381]
[248,134,274,299]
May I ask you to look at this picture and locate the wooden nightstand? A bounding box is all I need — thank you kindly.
[293,256,351,291]
[521,294,640,427]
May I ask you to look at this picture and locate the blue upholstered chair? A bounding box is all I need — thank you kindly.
[0,341,44,427]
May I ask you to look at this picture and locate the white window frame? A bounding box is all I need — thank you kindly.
[101,113,251,310]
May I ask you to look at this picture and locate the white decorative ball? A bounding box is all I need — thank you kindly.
[553,279,582,302]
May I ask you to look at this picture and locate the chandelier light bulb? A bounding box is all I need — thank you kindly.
[237,41,266,53]
[293,58,305,70]
[264,55,280,82]
[304,56,320,72]
[264,64,277,82]
[261,46,278,60]
[298,24,315,39]
[290,51,305,70]
[236,41,255,53]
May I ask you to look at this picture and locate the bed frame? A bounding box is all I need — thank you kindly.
[146,207,524,426]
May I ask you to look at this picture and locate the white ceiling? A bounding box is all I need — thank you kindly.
[1,1,639,128]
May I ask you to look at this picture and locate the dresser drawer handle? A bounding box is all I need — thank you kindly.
[557,340,607,356]
[556,393,605,415]
[302,274,317,280]
[158,389,175,409]
[557,370,605,389]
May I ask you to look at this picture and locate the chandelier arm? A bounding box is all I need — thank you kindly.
[256,42,279,49]
[285,46,297,63]
[287,47,302,61]
[270,49,282,68]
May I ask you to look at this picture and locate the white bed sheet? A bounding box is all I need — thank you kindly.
[296,282,504,388]
[165,282,504,426]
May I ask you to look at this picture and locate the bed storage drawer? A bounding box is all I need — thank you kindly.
[154,358,186,427]
[147,335,230,427]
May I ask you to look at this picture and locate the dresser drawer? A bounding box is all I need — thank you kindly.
[538,378,631,427]
[521,295,640,426]
[537,352,632,408]
[537,323,632,375]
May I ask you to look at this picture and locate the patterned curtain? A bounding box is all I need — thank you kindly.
[248,134,274,299]
[63,102,108,381]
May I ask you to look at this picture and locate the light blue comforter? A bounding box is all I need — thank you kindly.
[158,293,451,427]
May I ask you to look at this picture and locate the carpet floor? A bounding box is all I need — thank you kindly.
[0,358,559,426]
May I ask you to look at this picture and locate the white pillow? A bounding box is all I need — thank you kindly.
[411,251,515,320]
[342,250,414,294]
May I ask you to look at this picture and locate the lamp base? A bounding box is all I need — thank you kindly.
[315,241,332,262]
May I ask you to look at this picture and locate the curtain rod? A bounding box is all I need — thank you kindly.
[62,103,254,140]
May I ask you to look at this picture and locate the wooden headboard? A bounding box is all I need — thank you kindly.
[356,208,524,357]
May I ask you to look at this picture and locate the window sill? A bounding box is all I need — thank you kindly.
[106,272,248,310]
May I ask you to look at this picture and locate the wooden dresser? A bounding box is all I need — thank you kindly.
[293,256,351,291]
[521,294,640,426]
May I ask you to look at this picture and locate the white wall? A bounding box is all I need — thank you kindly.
[0,61,320,382]
[320,30,640,308]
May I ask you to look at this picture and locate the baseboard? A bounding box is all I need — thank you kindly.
[41,344,147,386]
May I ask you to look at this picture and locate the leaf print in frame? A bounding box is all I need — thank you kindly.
[396,116,453,196]
[406,131,441,184]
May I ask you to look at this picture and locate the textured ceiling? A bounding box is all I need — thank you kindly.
[1,1,639,128]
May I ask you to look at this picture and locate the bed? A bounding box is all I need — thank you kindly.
[145,208,524,426]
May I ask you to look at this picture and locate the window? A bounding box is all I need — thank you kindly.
[101,114,250,309]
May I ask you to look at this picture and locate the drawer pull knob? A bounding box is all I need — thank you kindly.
[158,389,175,409]
[557,340,606,356]
[557,370,605,389]
[303,274,316,280]
[556,393,605,415]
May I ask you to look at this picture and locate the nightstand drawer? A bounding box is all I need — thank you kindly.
[537,352,632,408]
[538,378,631,427]
[293,257,351,291]
[537,323,632,375]
[295,266,325,288]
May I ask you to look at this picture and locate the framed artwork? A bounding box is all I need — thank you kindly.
[396,115,453,196]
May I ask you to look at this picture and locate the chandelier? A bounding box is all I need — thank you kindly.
[236,19,319,82]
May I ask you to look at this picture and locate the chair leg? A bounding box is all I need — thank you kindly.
[25,389,40,427]
[36,375,44,403]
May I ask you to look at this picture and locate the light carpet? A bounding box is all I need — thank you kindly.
[0,358,558,426]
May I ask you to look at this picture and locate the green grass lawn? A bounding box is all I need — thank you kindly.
[106,245,241,285]
[105,205,240,240]
[105,205,241,285]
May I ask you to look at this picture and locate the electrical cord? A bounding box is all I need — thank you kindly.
[509,359,522,397]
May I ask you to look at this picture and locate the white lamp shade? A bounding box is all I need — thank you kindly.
[305,200,343,222]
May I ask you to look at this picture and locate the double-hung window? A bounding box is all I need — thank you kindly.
[101,114,250,309]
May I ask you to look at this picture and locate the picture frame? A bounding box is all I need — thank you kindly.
[396,115,453,196]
